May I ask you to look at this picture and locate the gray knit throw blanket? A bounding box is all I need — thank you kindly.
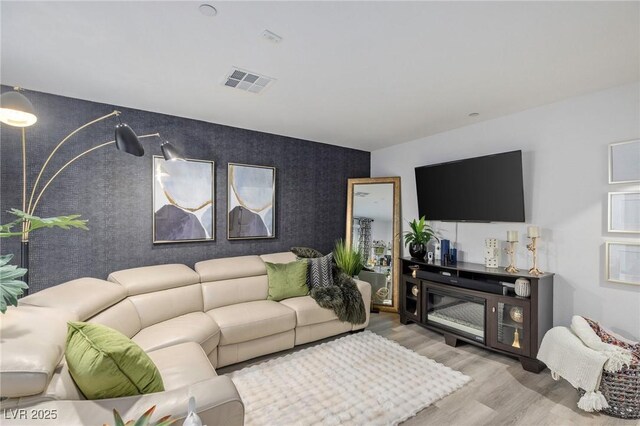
[309,267,367,325]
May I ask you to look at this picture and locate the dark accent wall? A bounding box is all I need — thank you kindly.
[0,87,370,292]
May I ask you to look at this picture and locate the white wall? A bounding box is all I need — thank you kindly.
[372,83,640,340]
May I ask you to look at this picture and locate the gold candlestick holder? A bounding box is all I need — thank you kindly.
[504,241,519,273]
[526,236,543,276]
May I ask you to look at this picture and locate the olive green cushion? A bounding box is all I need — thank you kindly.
[65,321,164,400]
[265,261,309,301]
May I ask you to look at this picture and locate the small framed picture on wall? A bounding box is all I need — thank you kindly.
[227,163,276,240]
[606,241,640,285]
[608,192,640,233]
[609,139,640,184]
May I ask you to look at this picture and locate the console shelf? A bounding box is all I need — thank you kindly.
[400,257,553,373]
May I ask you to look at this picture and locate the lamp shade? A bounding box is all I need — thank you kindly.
[115,123,144,156]
[160,140,185,161]
[0,90,37,127]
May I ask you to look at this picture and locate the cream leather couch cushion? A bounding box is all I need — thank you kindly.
[208,300,296,345]
[129,284,204,328]
[89,299,142,338]
[201,275,268,310]
[19,278,126,321]
[260,252,297,264]
[132,312,220,355]
[108,264,200,295]
[195,255,266,282]
[147,342,216,391]
[280,296,338,326]
[0,306,77,398]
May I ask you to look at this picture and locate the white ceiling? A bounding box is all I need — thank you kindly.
[1,1,638,151]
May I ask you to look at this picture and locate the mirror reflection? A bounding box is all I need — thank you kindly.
[347,178,400,311]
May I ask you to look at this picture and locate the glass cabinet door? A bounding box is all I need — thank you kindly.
[489,296,530,356]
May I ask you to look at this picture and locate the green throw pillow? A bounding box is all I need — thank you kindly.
[265,261,309,301]
[65,321,164,400]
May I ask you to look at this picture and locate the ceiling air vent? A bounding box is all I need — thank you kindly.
[223,68,274,94]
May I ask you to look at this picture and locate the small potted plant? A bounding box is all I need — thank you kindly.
[403,216,438,260]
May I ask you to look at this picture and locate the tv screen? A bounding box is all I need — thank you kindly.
[415,150,525,222]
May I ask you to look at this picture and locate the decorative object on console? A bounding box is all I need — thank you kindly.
[449,246,457,264]
[484,238,499,268]
[440,239,450,263]
[608,192,640,233]
[411,284,419,297]
[509,306,524,323]
[526,226,543,276]
[403,216,438,260]
[409,264,420,278]
[434,243,441,262]
[515,277,531,298]
[153,157,214,243]
[609,139,640,184]
[227,163,276,240]
[606,241,640,285]
[505,231,519,273]
[427,251,434,264]
[228,331,470,426]
[512,329,521,349]
[0,87,182,293]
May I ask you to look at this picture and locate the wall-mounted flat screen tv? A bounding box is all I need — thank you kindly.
[415,150,525,222]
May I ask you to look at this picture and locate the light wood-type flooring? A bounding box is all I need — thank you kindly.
[218,312,639,426]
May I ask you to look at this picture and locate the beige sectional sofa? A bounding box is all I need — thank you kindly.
[0,252,371,425]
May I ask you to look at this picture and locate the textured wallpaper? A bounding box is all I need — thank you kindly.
[0,87,370,292]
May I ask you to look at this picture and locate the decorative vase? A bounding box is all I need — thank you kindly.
[509,306,524,323]
[409,243,427,259]
[515,278,531,298]
[411,285,419,297]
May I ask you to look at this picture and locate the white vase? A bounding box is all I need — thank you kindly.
[515,278,531,298]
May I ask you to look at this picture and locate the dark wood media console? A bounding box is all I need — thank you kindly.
[399,257,553,373]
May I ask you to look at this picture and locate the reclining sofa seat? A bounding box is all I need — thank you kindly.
[0,252,371,425]
[195,252,370,367]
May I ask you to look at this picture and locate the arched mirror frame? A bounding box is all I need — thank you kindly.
[346,177,401,313]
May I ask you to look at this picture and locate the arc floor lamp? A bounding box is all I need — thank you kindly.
[0,87,185,293]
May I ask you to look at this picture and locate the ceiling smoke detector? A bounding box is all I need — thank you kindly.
[223,68,274,94]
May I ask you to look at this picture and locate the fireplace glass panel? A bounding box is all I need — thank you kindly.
[426,290,485,343]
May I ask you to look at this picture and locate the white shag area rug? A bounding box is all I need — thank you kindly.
[228,331,471,426]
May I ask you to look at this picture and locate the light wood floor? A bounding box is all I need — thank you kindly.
[218,312,639,426]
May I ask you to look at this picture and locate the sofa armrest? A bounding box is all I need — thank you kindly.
[1,376,243,426]
[353,279,371,330]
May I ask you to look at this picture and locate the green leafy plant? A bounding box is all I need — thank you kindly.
[0,209,88,313]
[333,239,364,277]
[0,254,28,314]
[402,216,438,247]
[0,209,88,238]
[107,405,176,426]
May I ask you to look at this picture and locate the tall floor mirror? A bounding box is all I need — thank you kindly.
[346,177,401,313]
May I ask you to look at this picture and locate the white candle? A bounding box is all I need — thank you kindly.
[507,230,518,242]
[528,226,540,238]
